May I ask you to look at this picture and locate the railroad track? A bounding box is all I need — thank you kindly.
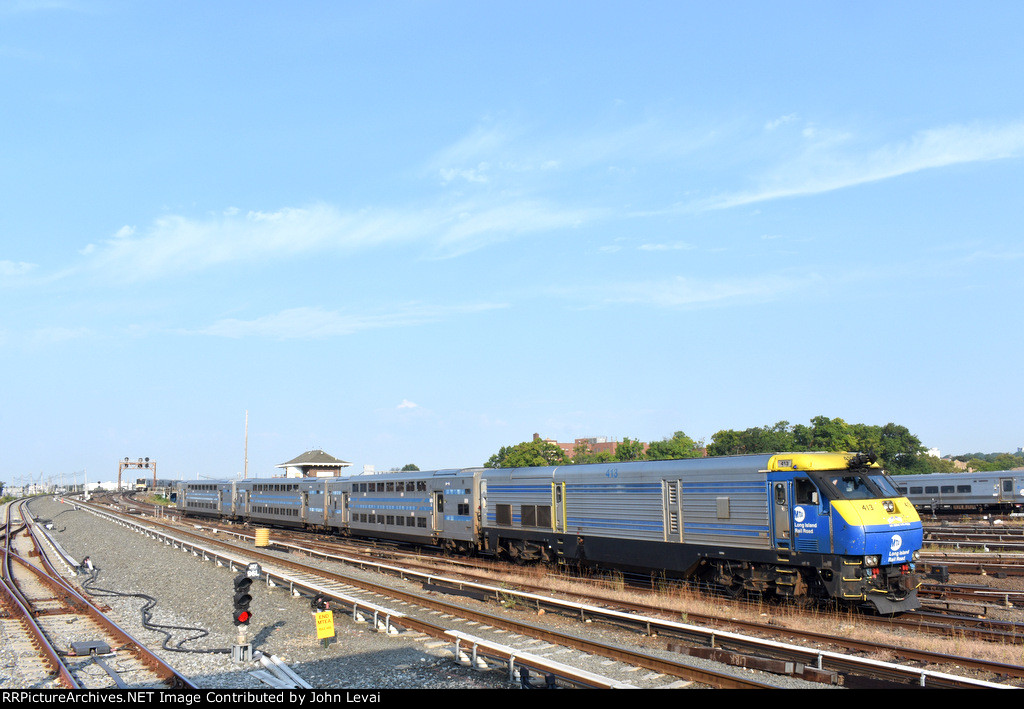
[78,498,1021,688]
[1,500,196,690]
[920,581,1024,608]
[922,552,1024,580]
[923,530,1024,553]
[238,524,1024,649]
[78,499,779,689]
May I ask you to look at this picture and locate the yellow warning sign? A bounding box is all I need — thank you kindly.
[314,610,335,639]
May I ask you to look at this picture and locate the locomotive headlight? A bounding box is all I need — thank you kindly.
[864,555,880,567]
[882,500,894,513]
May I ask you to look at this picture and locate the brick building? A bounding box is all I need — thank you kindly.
[534,433,648,460]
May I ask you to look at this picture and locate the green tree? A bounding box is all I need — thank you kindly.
[907,455,956,474]
[485,438,571,468]
[991,453,1022,470]
[850,423,882,457]
[647,430,704,460]
[949,452,1024,470]
[614,437,647,462]
[875,423,924,472]
[706,416,932,474]
[706,429,743,456]
[707,421,793,456]
[802,416,859,452]
[571,443,616,465]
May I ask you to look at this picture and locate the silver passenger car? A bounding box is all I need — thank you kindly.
[344,469,482,549]
[894,470,1024,511]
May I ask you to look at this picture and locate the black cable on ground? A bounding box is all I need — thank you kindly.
[80,567,231,655]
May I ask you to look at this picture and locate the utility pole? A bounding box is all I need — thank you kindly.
[244,410,249,480]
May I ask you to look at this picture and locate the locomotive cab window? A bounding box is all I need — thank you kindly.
[794,477,819,505]
[816,472,901,500]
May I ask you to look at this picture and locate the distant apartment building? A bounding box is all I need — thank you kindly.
[533,433,648,459]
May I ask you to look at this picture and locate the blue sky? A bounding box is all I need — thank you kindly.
[2,2,1022,485]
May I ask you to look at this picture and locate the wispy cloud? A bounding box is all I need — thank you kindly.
[78,204,418,281]
[963,246,1024,263]
[435,200,599,257]
[69,195,601,281]
[432,116,1024,230]
[37,117,1024,288]
[574,273,817,309]
[638,241,696,252]
[427,117,718,190]
[0,260,37,279]
[764,113,798,131]
[0,324,91,350]
[698,120,1024,211]
[195,302,507,340]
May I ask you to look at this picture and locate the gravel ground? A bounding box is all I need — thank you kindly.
[5,496,841,691]
[5,497,517,690]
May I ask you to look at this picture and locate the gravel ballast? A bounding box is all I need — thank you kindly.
[5,497,516,690]
[5,496,845,691]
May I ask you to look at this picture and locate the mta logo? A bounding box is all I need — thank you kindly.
[890,534,903,552]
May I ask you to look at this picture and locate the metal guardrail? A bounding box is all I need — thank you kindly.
[446,630,639,689]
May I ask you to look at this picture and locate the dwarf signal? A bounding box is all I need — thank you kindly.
[233,573,253,626]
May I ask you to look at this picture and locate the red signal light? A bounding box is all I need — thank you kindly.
[233,573,253,626]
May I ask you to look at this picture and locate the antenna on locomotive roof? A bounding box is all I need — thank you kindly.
[847,452,878,468]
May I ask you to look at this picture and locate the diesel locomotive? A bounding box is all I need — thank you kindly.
[178,451,923,613]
